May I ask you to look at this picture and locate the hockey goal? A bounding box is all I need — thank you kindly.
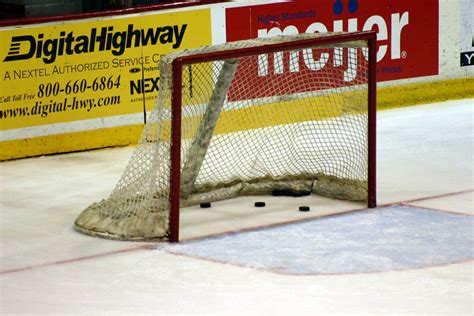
[74,31,377,242]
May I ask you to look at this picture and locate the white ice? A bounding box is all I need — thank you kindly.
[1,98,473,315]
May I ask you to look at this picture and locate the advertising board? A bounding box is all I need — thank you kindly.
[0,9,212,132]
[226,0,439,86]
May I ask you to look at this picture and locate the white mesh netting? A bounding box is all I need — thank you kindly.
[74,33,371,241]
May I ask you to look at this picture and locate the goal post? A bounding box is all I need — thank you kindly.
[74,31,377,242]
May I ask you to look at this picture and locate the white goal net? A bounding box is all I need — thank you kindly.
[74,32,376,241]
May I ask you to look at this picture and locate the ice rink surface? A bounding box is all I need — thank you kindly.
[1,99,473,315]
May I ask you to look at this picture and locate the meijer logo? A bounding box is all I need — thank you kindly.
[257,12,409,81]
[3,24,188,64]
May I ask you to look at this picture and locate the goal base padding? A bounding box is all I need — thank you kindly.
[74,174,367,241]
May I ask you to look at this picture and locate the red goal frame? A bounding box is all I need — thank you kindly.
[169,31,377,242]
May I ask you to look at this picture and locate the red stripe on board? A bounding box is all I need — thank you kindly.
[0,0,228,27]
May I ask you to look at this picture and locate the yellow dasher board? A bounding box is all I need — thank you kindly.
[0,8,212,160]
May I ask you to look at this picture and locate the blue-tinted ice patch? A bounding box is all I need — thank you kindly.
[162,206,474,274]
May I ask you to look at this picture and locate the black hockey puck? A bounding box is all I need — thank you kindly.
[272,189,293,196]
[254,201,266,207]
[291,190,311,197]
[299,206,310,212]
[271,189,284,196]
[200,202,211,208]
